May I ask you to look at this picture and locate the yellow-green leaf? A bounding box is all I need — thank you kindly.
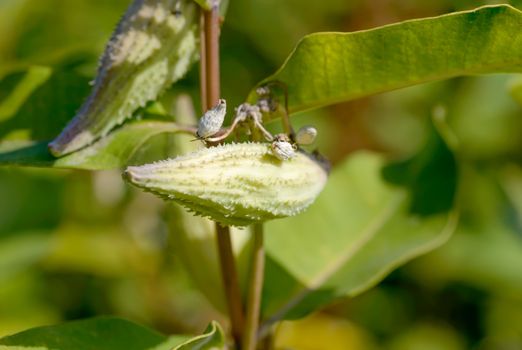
[0,318,224,350]
[0,121,183,170]
[251,5,522,118]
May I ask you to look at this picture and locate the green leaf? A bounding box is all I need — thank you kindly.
[0,64,92,142]
[0,66,52,122]
[0,318,224,350]
[48,0,200,156]
[408,164,522,295]
[171,322,225,350]
[250,5,522,117]
[382,121,458,216]
[261,151,458,326]
[0,121,184,170]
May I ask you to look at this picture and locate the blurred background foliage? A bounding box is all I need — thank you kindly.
[0,0,521,349]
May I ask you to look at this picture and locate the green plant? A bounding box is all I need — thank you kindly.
[0,1,521,349]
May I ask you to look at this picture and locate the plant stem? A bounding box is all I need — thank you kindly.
[242,224,265,350]
[216,224,246,348]
[204,4,220,107]
[199,13,206,113]
[200,4,245,349]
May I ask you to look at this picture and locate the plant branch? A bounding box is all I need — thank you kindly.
[216,224,245,348]
[242,224,265,350]
[204,4,220,107]
[200,4,246,349]
[199,12,207,113]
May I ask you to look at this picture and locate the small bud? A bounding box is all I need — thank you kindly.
[197,99,227,139]
[257,99,270,113]
[271,140,296,160]
[256,86,270,96]
[234,103,261,123]
[124,143,328,226]
[296,125,318,145]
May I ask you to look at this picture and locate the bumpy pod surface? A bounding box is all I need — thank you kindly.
[49,0,199,156]
[124,143,329,226]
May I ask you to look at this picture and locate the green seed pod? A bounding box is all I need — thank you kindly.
[124,143,329,226]
[49,0,199,156]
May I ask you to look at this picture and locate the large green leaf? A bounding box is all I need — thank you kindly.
[0,120,184,170]
[250,5,522,117]
[0,317,224,350]
[261,150,458,327]
[0,65,190,170]
[47,0,200,156]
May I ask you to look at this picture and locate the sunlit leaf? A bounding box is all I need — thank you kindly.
[0,121,185,170]
[262,150,458,326]
[0,318,224,350]
[250,5,522,118]
[48,0,201,156]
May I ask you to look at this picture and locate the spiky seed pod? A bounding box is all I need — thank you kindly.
[296,125,318,145]
[196,99,227,139]
[49,0,199,156]
[124,143,328,226]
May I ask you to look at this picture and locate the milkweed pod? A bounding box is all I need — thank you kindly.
[49,0,199,156]
[124,142,329,226]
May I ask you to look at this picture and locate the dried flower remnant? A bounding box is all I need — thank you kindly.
[197,99,227,139]
[296,126,318,145]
